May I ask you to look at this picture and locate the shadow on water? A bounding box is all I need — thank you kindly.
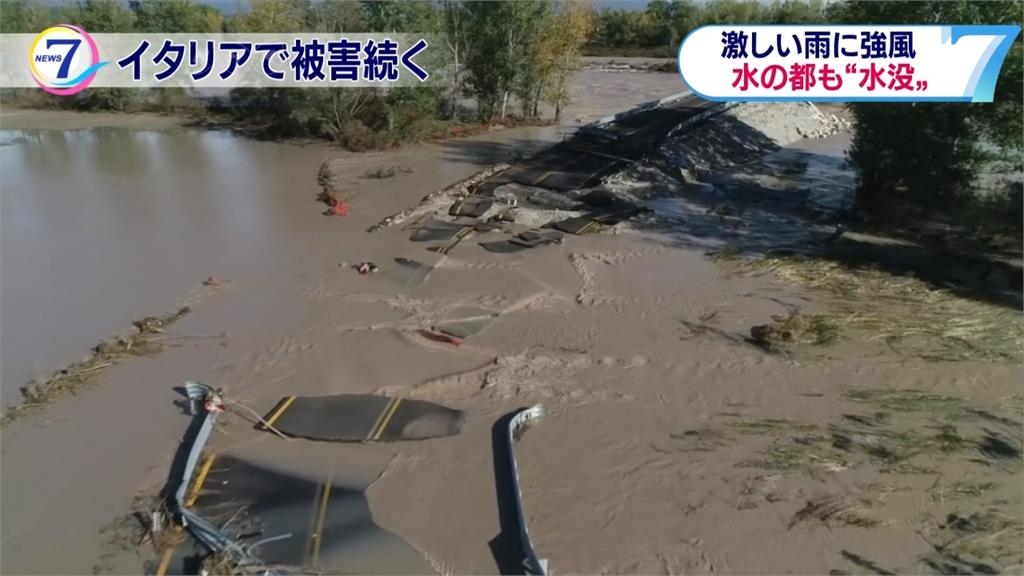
[488,409,528,576]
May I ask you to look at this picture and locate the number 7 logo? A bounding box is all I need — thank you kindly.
[46,38,81,79]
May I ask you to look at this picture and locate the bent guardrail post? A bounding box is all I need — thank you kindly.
[179,381,274,575]
[507,404,549,576]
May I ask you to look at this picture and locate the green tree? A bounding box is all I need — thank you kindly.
[0,0,43,32]
[463,0,551,120]
[130,0,224,32]
[235,0,309,32]
[830,0,1023,214]
[439,0,468,119]
[60,0,136,32]
[766,0,826,24]
[539,0,595,120]
[362,0,437,33]
[310,0,366,33]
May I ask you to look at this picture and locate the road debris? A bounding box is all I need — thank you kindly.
[160,382,275,575]
[419,328,464,346]
[480,229,565,253]
[506,405,549,576]
[450,195,494,218]
[433,315,495,340]
[324,200,349,216]
[386,256,435,287]
[355,261,379,275]
[259,394,464,442]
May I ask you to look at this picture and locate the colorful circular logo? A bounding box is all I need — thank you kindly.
[29,25,108,96]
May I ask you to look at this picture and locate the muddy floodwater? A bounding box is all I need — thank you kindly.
[0,69,692,574]
[0,125,559,407]
[0,71,683,409]
[1,129,333,405]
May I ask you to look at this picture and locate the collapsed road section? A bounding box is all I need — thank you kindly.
[152,384,550,575]
[370,91,728,251]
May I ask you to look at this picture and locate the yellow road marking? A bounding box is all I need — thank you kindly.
[366,397,397,440]
[532,170,555,185]
[155,543,177,576]
[438,229,472,255]
[577,220,597,234]
[264,396,296,428]
[186,454,215,507]
[156,454,216,576]
[310,469,334,568]
[304,481,325,566]
[372,397,403,441]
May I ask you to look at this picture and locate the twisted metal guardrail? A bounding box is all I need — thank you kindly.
[507,404,549,576]
[177,381,275,575]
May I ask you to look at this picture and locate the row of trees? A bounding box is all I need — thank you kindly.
[0,0,595,148]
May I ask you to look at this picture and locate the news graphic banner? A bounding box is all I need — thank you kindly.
[678,25,1020,102]
[1,26,436,94]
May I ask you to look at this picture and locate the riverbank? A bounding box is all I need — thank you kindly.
[0,108,189,131]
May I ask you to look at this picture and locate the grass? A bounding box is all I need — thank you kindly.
[731,255,1024,361]
[929,478,997,503]
[2,306,191,424]
[844,389,966,415]
[728,418,818,434]
[740,438,843,472]
[364,165,413,179]
[923,510,1024,572]
[670,427,731,452]
[708,243,742,262]
[789,494,881,529]
[749,310,840,352]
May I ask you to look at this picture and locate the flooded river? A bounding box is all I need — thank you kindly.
[0,129,342,406]
[0,70,683,408]
[0,70,687,575]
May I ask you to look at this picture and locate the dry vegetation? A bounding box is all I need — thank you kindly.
[2,306,191,424]
[732,255,1024,361]
[670,389,1023,572]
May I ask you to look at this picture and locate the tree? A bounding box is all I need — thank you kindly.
[61,0,135,32]
[463,0,552,121]
[539,0,595,121]
[439,0,468,119]
[829,0,1023,214]
[309,0,365,33]
[235,0,309,32]
[130,0,224,32]
[0,0,42,33]
[362,0,437,33]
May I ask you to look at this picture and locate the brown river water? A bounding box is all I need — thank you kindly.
[1,69,682,408]
[1,128,336,406]
[0,71,686,574]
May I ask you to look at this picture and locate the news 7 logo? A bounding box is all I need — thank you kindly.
[30,25,107,95]
[35,38,80,78]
